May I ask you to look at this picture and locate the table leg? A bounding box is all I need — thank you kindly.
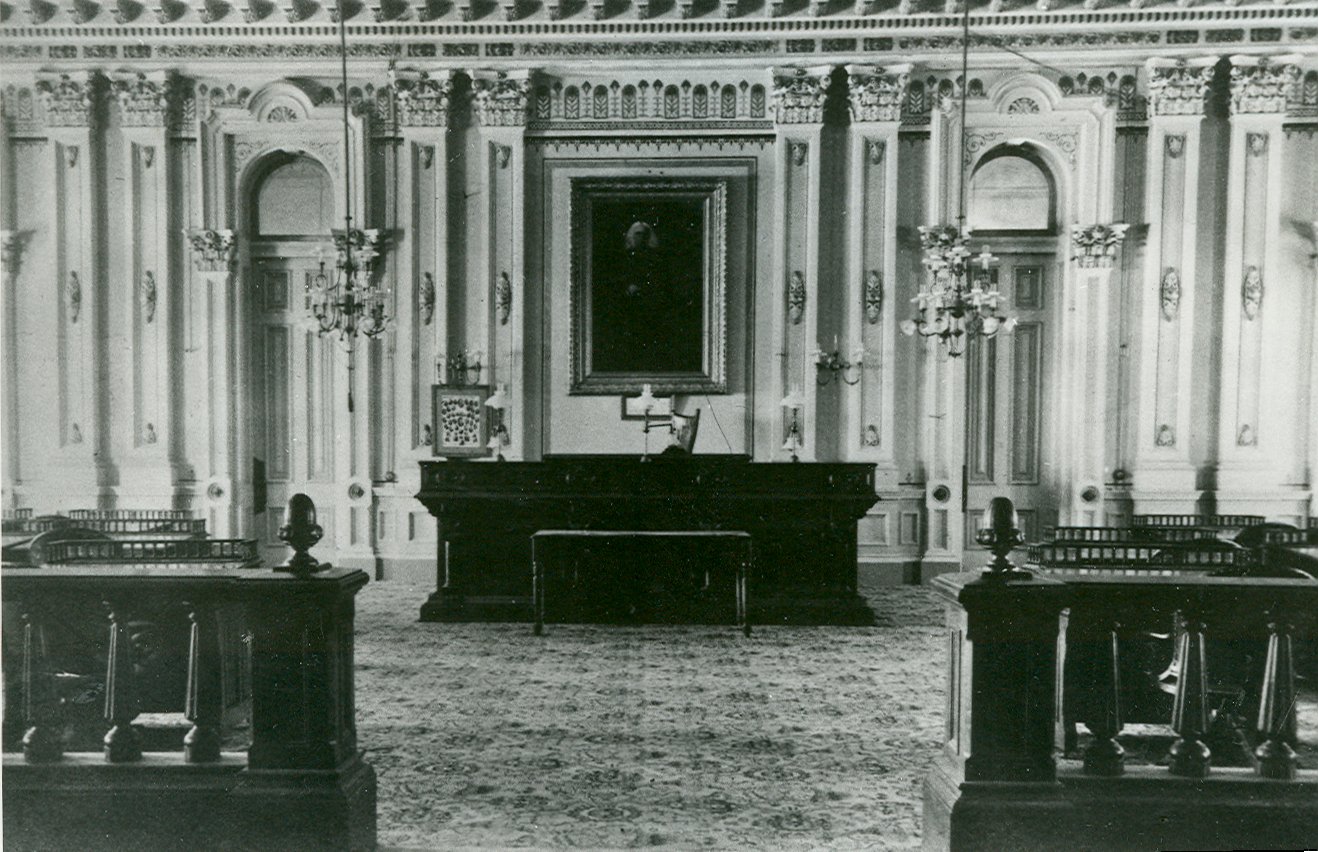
[739,544,751,638]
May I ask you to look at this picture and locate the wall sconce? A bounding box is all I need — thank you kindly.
[781,389,805,463]
[437,350,483,386]
[485,383,511,461]
[812,340,863,386]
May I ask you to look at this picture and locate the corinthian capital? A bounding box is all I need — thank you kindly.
[35,71,103,128]
[391,68,457,128]
[108,70,179,128]
[1228,54,1302,115]
[1145,58,1216,117]
[1070,223,1129,269]
[844,64,910,123]
[471,70,531,128]
[770,66,832,125]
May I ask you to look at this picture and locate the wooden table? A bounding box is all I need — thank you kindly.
[531,529,751,637]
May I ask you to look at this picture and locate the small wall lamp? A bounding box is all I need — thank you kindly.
[484,383,511,461]
[781,389,806,462]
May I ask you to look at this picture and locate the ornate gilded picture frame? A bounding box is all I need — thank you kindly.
[569,177,728,395]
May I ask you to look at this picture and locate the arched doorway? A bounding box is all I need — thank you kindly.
[245,152,340,565]
[961,143,1061,550]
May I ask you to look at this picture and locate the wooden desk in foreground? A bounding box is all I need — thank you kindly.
[415,455,879,625]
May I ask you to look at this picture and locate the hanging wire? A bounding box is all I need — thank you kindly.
[338,0,356,413]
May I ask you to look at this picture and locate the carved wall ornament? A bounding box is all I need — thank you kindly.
[36,72,100,128]
[70,423,83,445]
[867,139,885,165]
[66,146,79,168]
[863,424,880,447]
[1241,265,1263,320]
[528,76,768,126]
[2,85,43,136]
[787,270,806,325]
[496,271,512,325]
[144,423,158,444]
[265,105,298,122]
[1006,96,1040,114]
[185,228,238,272]
[471,71,531,127]
[1155,423,1176,447]
[963,131,1003,165]
[419,146,434,169]
[1229,57,1301,115]
[1041,130,1079,165]
[1070,223,1130,269]
[68,271,82,323]
[143,146,155,168]
[1247,132,1269,157]
[864,270,883,324]
[790,141,807,167]
[1,230,27,278]
[1146,59,1215,117]
[1160,268,1181,321]
[845,65,909,123]
[391,68,455,128]
[770,67,830,125]
[496,144,512,169]
[420,272,436,325]
[1237,424,1256,446]
[1165,134,1185,159]
[109,71,173,127]
[141,271,157,323]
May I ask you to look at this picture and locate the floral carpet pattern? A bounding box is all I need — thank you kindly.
[355,580,946,850]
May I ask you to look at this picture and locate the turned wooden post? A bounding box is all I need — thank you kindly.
[183,604,223,763]
[1168,608,1210,778]
[20,603,63,763]
[1082,618,1124,777]
[1254,611,1298,780]
[102,599,142,763]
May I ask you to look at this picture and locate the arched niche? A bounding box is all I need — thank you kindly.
[249,152,335,239]
[967,143,1058,235]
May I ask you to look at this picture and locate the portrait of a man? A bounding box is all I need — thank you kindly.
[570,178,728,395]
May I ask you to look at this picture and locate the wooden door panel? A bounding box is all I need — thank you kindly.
[966,338,996,485]
[1009,321,1042,485]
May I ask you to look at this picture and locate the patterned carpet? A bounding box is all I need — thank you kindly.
[355,580,946,850]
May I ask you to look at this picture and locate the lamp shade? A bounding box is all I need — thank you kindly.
[635,383,658,412]
[485,383,511,411]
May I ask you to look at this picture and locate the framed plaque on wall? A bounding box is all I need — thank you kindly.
[432,384,491,458]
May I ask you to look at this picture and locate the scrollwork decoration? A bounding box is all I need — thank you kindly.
[864,270,882,324]
[68,271,82,323]
[1237,424,1257,447]
[420,272,436,325]
[788,270,806,325]
[1241,265,1263,321]
[142,271,157,323]
[1155,424,1175,447]
[496,271,512,325]
[1160,268,1181,321]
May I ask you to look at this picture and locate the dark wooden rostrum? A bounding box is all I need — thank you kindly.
[2,497,377,851]
[416,454,880,625]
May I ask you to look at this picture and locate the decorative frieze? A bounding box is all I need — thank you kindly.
[419,272,436,325]
[1070,223,1130,269]
[529,75,769,126]
[391,68,455,128]
[770,66,830,125]
[184,228,237,272]
[141,271,157,323]
[471,70,531,127]
[845,64,909,123]
[1146,58,1215,117]
[495,272,512,325]
[35,72,101,128]
[68,271,82,323]
[1229,55,1301,115]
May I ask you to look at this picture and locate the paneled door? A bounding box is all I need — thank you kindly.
[249,254,340,565]
[962,254,1057,563]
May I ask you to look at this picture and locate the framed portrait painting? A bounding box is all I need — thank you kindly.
[569,177,728,395]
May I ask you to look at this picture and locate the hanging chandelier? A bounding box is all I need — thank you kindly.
[900,225,1015,357]
[302,0,391,411]
[899,1,1014,359]
[308,227,388,340]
